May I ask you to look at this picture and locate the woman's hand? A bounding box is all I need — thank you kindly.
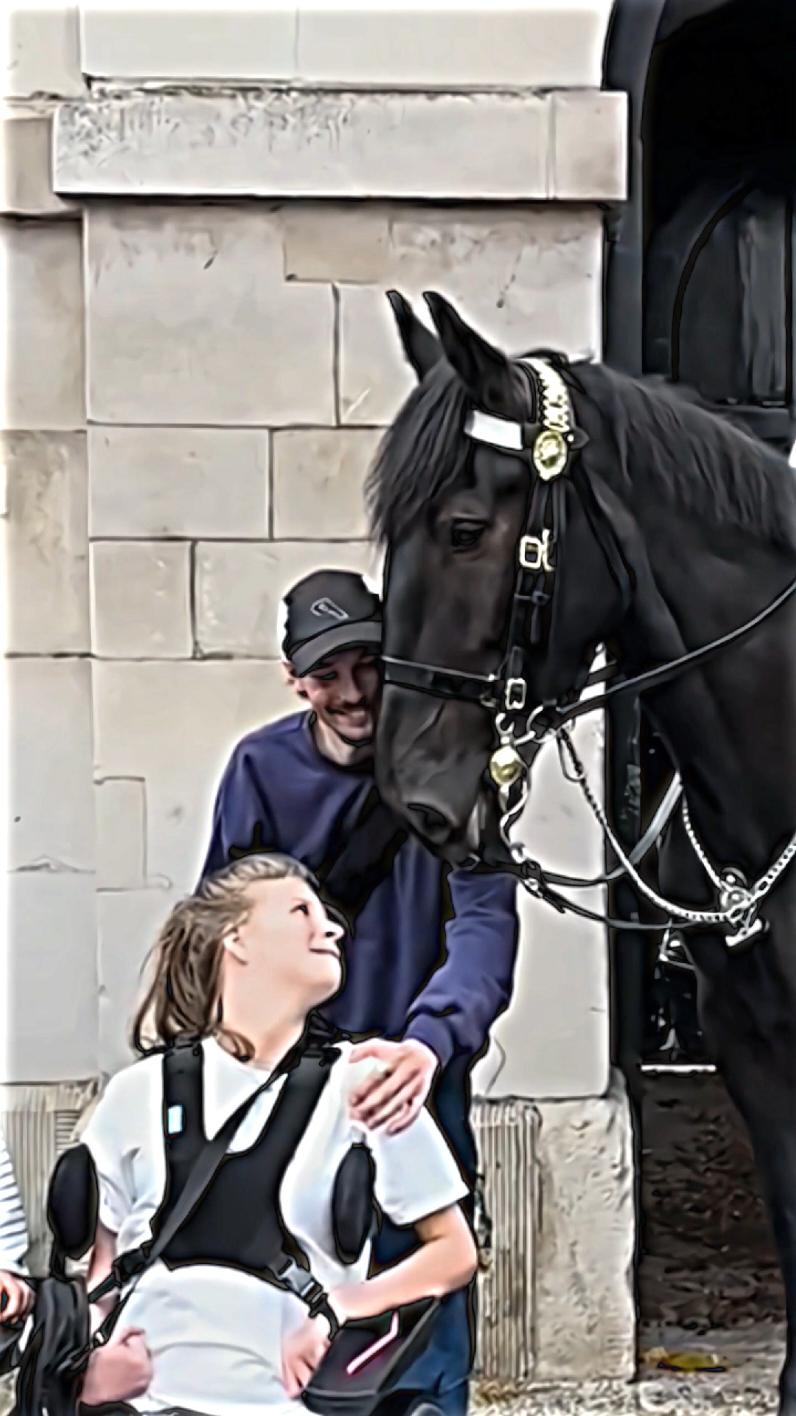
[281,1314,332,1398]
[0,1271,34,1323]
[80,1326,152,1406]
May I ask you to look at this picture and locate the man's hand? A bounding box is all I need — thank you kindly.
[281,1314,331,1398]
[349,1039,439,1135]
[0,1271,34,1323]
[80,1326,152,1406]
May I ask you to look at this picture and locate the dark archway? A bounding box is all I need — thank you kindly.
[601,0,793,1345]
[602,0,796,1085]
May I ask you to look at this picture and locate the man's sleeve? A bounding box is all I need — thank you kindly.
[198,743,279,885]
[403,871,519,1070]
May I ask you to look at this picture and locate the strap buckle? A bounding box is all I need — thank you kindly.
[504,678,527,712]
[519,532,555,573]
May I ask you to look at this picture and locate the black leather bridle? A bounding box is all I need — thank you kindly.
[382,357,796,747]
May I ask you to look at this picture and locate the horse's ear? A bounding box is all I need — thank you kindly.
[386,290,443,382]
[423,291,510,405]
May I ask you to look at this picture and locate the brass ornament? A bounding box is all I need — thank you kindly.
[533,428,569,481]
[489,743,525,787]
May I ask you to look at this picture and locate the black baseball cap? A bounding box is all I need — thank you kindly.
[282,569,382,676]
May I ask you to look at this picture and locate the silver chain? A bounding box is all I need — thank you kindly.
[551,727,796,928]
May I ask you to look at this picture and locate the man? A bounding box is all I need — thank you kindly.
[199,568,519,1416]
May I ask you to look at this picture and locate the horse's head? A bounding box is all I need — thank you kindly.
[370,292,630,865]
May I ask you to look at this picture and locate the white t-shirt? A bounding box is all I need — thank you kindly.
[83,1038,468,1416]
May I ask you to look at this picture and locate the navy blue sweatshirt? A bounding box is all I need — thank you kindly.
[199,711,518,1071]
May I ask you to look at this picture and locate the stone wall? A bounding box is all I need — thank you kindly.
[1,1,635,1380]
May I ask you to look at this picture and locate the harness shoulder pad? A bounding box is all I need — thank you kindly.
[46,1143,99,1261]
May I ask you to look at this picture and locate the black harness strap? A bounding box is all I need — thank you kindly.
[316,786,407,929]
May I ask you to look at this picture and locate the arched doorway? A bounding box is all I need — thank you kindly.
[602,0,792,1353]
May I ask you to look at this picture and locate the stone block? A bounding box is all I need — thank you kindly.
[90,541,192,658]
[481,715,609,1100]
[339,208,603,424]
[8,658,95,873]
[80,5,296,82]
[2,5,83,99]
[551,91,628,200]
[296,1,613,89]
[535,1071,636,1380]
[88,427,269,539]
[194,540,379,658]
[96,887,181,1076]
[0,115,77,217]
[55,90,549,200]
[2,432,89,654]
[273,430,381,540]
[6,873,97,1082]
[3,221,84,430]
[95,778,146,889]
[283,206,392,284]
[85,207,334,425]
[93,661,297,893]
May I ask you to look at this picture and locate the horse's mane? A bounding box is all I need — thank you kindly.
[367,352,796,552]
[571,361,796,553]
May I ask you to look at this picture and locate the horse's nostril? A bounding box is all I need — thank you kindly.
[407,802,451,839]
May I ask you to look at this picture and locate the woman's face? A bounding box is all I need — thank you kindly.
[232,874,344,1007]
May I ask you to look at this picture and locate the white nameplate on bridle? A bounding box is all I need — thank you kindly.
[464,410,524,452]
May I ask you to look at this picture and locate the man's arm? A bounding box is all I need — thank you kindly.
[404,869,519,1069]
[349,870,518,1132]
[199,743,279,885]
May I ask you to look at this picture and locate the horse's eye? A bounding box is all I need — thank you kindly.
[450,521,485,551]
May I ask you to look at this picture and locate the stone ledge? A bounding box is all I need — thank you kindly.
[54,89,626,201]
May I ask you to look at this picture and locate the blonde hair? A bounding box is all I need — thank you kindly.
[131,853,317,1059]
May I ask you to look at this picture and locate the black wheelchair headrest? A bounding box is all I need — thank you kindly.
[46,1144,98,1261]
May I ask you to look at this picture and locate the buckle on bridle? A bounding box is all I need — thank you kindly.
[505,678,527,711]
[519,532,555,573]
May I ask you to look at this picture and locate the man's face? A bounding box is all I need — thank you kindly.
[290,646,381,746]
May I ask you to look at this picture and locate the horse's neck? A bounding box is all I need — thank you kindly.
[617,518,795,859]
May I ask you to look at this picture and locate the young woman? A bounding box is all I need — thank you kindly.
[79,853,477,1415]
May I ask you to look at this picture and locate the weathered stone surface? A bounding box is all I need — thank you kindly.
[80,5,296,83]
[535,1071,636,1380]
[85,207,334,425]
[8,658,95,873]
[88,427,269,539]
[273,430,380,539]
[339,209,603,425]
[78,2,612,89]
[476,714,608,1101]
[55,91,551,200]
[92,661,297,892]
[90,541,192,658]
[0,114,77,217]
[194,540,379,657]
[283,205,392,283]
[3,220,84,430]
[551,91,628,200]
[6,873,97,1082]
[2,432,89,654]
[95,778,146,889]
[96,886,181,1076]
[296,1,613,89]
[2,5,84,98]
[472,1099,537,1381]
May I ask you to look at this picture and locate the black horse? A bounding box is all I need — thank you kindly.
[368,291,796,1410]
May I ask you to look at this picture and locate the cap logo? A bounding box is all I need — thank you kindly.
[311,597,349,622]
